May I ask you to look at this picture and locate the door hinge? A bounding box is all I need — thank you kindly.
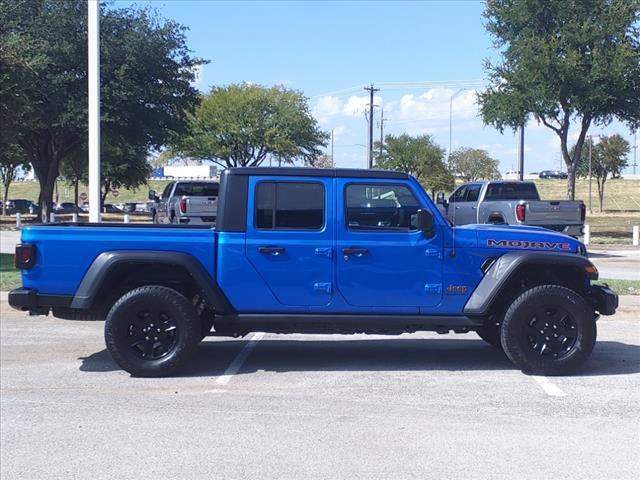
[314,247,333,259]
[424,283,442,294]
[313,282,332,294]
[424,248,441,259]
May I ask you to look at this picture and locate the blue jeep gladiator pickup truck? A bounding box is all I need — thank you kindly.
[9,167,618,377]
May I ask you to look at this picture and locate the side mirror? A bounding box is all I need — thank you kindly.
[436,192,447,206]
[417,209,435,237]
[148,189,158,201]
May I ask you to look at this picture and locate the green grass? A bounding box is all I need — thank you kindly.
[594,279,640,296]
[2,178,639,244]
[0,253,20,291]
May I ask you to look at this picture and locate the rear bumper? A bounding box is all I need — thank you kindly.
[177,214,216,225]
[8,288,72,315]
[590,285,618,316]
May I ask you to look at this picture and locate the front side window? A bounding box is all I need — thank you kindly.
[465,184,481,202]
[161,183,174,199]
[345,184,420,231]
[450,185,467,203]
[255,182,324,230]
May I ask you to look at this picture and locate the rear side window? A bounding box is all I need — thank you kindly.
[255,182,324,230]
[174,183,219,197]
[345,184,420,231]
[485,182,539,200]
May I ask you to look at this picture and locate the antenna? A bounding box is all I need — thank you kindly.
[451,185,457,257]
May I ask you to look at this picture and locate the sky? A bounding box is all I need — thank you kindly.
[116,0,638,174]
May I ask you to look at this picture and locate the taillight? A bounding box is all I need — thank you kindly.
[15,244,36,269]
[580,203,586,222]
[179,197,187,214]
[515,203,526,222]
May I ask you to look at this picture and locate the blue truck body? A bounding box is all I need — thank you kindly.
[9,167,617,376]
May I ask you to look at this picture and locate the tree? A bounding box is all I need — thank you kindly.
[374,134,454,197]
[478,0,640,200]
[305,154,333,168]
[100,142,151,204]
[448,148,501,182]
[575,134,629,212]
[0,144,30,216]
[60,145,88,213]
[1,1,204,220]
[175,84,328,168]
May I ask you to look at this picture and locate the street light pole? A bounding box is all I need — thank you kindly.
[587,134,602,214]
[88,0,101,223]
[448,88,464,161]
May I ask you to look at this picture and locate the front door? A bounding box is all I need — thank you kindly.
[245,176,334,307]
[335,180,443,309]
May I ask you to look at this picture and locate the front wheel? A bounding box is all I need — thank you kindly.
[105,286,201,377]
[501,285,596,376]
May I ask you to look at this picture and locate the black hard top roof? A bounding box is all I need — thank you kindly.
[223,167,408,179]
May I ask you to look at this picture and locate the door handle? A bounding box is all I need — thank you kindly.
[342,247,368,257]
[258,246,285,255]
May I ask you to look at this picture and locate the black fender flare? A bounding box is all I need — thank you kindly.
[463,251,597,316]
[70,250,235,314]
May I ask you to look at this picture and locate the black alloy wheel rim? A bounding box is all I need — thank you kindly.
[524,306,578,359]
[126,308,178,360]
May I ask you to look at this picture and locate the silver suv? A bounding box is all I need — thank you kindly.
[149,181,219,225]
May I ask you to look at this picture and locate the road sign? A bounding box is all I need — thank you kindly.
[79,192,88,202]
[111,190,119,198]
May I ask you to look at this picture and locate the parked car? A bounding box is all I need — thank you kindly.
[149,180,219,225]
[54,202,79,214]
[539,170,568,179]
[102,203,123,214]
[9,167,616,378]
[437,180,585,237]
[4,199,34,214]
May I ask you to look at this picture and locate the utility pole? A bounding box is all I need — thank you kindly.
[364,84,379,169]
[88,0,101,223]
[378,108,386,158]
[518,124,525,181]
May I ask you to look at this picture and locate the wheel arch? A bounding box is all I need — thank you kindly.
[464,252,597,317]
[70,251,234,315]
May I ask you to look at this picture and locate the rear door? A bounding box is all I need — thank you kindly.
[335,179,443,309]
[245,176,334,306]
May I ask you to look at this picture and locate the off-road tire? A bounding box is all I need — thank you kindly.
[501,285,596,376]
[105,285,201,377]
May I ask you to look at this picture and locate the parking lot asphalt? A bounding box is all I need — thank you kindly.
[1,303,639,480]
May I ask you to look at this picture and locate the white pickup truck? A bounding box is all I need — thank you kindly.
[436,181,585,237]
[149,181,219,225]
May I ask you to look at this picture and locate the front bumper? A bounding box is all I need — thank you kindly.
[590,285,618,316]
[8,288,72,315]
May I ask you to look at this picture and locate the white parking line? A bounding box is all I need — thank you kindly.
[215,332,265,386]
[531,375,567,397]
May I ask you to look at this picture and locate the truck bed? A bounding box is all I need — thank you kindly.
[20,223,216,296]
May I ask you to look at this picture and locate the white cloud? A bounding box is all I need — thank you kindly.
[313,95,343,122]
[397,88,479,122]
[190,64,203,89]
[331,125,348,139]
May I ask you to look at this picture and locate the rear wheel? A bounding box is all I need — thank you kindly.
[501,285,596,376]
[105,285,201,377]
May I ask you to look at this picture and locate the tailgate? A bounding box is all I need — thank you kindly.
[525,201,583,224]
[185,196,218,215]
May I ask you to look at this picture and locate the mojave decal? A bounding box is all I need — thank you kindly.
[487,239,572,251]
